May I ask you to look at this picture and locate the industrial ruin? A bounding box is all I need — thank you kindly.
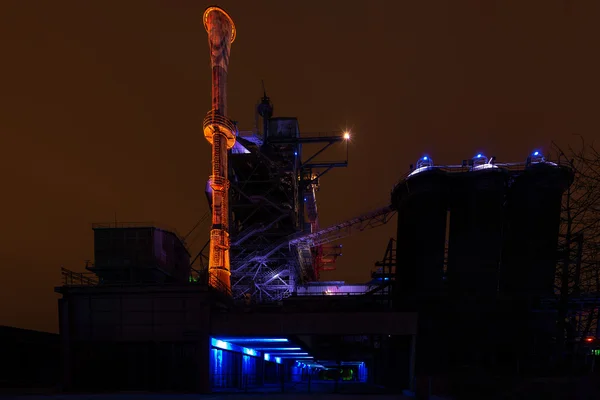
[52,6,595,398]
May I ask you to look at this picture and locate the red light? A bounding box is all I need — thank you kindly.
[586,337,594,342]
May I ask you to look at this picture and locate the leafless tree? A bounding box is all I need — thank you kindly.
[553,138,600,357]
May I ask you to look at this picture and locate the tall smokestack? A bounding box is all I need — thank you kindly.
[202,6,236,293]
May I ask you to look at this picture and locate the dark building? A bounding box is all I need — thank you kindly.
[89,225,190,284]
[56,275,416,393]
[0,326,59,390]
[56,216,416,394]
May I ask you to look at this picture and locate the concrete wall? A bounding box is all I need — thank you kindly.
[211,311,418,336]
[59,285,211,342]
[57,285,213,392]
[57,284,417,393]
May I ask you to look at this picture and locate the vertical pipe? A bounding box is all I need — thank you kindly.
[203,7,237,293]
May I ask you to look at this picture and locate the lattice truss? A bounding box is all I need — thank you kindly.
[195,125,392,302]
[228,135,302,302]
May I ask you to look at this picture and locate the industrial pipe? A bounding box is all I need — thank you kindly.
[203,6,237,293]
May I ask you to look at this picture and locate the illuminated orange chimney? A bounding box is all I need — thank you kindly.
[202,6,236,293]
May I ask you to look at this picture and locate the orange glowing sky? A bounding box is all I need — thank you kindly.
[0,0,599,332]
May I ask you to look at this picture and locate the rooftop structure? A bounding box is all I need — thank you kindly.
[88,224,190,284]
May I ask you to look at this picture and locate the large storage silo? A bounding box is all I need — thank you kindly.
[445,167,507,367]
[393,169,450,307]
[393,168,450,377]
[446,168,507,304]
[501,162,573,298]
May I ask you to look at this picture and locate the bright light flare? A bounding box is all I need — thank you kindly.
[343,132,351,140]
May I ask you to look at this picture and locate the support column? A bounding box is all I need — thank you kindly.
[409,334,417,393]
[196,333,211,393]
[58,298,72,391]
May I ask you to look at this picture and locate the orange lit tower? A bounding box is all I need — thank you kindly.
[202,6,236,293]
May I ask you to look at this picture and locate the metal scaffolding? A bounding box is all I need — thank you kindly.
[226,117,350,301]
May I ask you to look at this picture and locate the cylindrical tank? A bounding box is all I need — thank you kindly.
[393,169,449,307]
[446,168,507,304]
[501,163,573,298]
[445,167,507,367]
[393,168,450,378]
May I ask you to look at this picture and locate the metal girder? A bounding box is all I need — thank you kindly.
[289,205,397,248]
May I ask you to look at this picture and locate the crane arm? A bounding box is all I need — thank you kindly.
[230,205,396,280]
[290,205,396,280]
[289,205,396,248]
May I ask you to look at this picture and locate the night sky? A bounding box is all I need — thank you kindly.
[1,0,598,333]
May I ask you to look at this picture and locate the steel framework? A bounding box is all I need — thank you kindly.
[290,206,396,280]
[226,115,350,302]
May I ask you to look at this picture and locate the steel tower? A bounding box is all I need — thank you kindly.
[203,6,237,293]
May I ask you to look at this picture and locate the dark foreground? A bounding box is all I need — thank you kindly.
[0,395,411,400]
[4,375,600,400]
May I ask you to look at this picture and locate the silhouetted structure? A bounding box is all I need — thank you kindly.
[0,326,59,390]
[391,153,573,395]
[88,224,190,284]
[47,4,585,398]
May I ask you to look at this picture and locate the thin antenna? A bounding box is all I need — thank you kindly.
[257,80,273,139]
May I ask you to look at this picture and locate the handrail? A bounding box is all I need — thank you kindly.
[60,267,99,286]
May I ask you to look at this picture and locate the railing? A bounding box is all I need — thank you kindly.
[190,266,233,297]
[61,267,98,286]
[203,111,237,140]
[293,290,389,297]
[394,159,570,188]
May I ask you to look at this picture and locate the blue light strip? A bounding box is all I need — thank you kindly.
[212,337,311,365]
[253,347,301,351]
[278,356,313,359]
[263,353,283,364]
[211,338,258,357]
[219,338,289,343]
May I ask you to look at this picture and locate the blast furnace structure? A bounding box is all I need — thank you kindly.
[52,5,597,398]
